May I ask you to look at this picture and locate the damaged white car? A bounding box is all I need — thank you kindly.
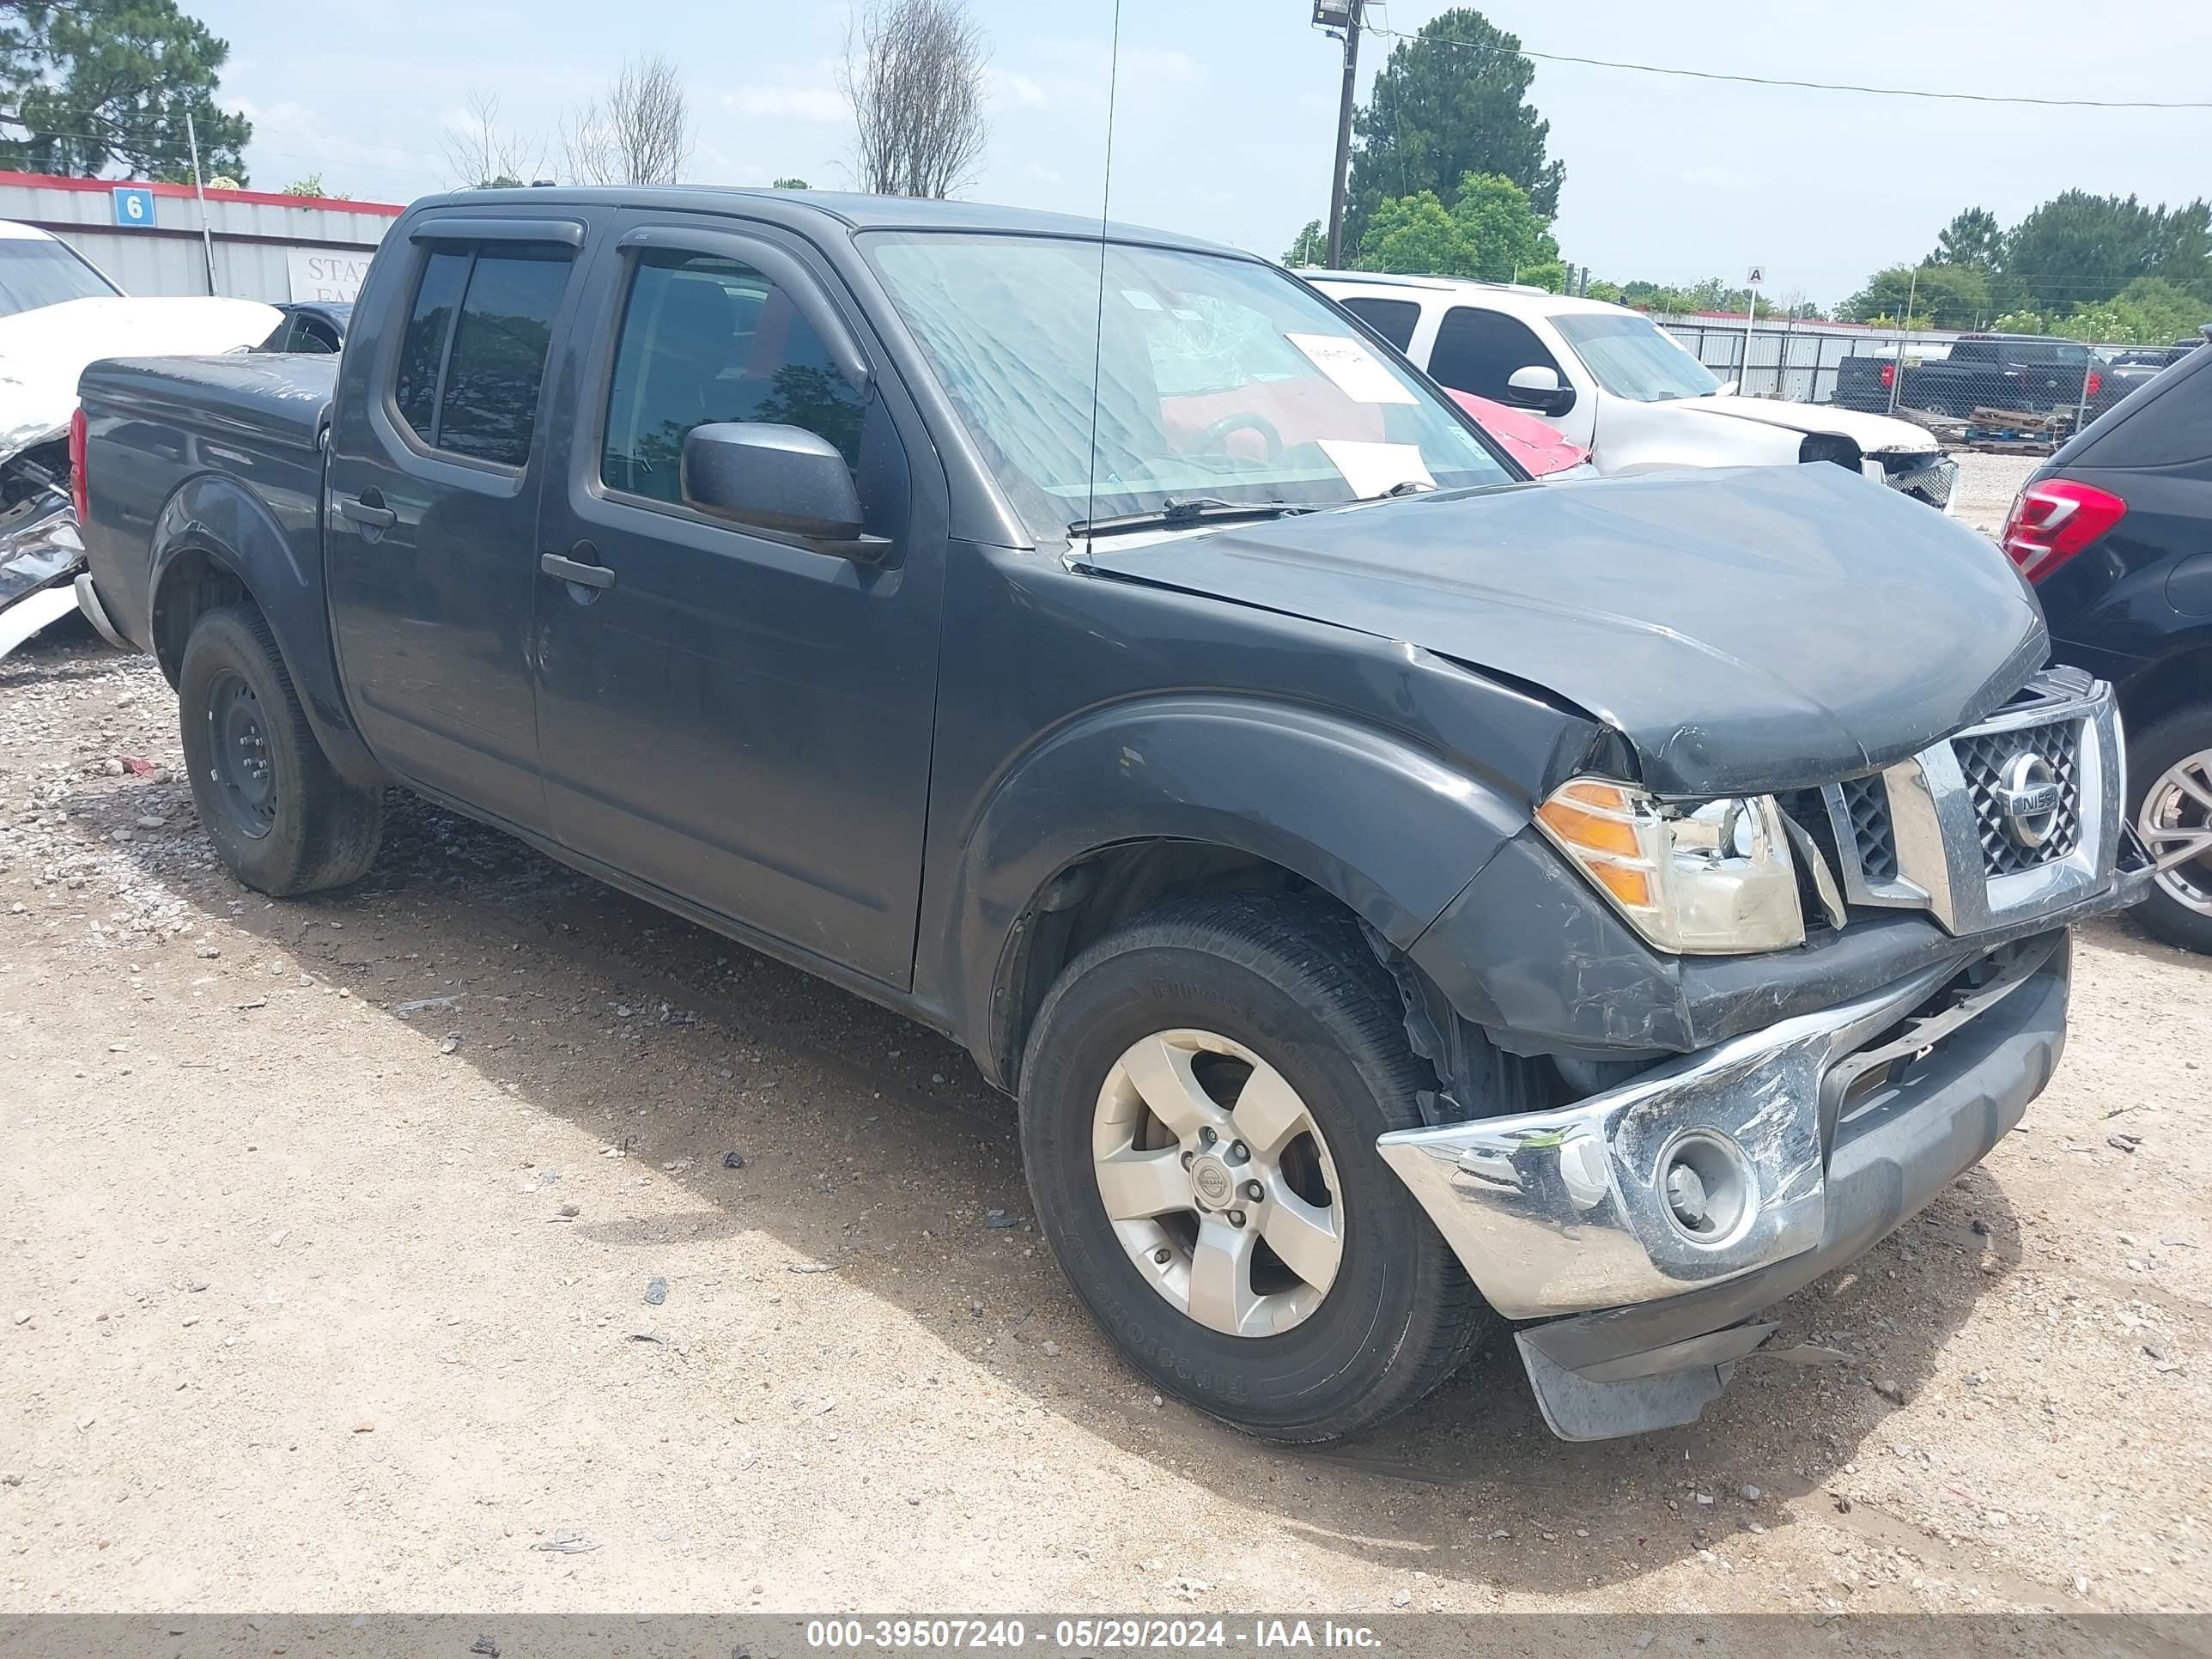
[0,220,277,659]
[1314,273,1960,511]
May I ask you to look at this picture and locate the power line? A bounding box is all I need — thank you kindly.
[1364,21,2212,111]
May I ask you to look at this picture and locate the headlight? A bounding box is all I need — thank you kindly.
[1533,778,1804,955]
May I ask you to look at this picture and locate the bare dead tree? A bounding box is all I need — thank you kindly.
[442,89,543,189]
[839,0,988,199]
[562,54,692,186]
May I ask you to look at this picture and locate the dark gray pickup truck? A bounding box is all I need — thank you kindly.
[74,187,2147,1443]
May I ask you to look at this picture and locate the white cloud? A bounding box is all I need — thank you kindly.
[723,85,847,122]
[990,70,1048,110]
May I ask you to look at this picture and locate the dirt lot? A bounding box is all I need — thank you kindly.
[3,459,2209,1616]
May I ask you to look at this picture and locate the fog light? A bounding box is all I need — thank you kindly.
[1658,1132,1752,1245]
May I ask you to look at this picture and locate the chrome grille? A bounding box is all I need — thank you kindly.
[1838,775,1898,883]
[1803,666,2119,936]
[1954,720,2081,877]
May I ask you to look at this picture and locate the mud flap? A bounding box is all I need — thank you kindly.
[1516,1331,1735,1442]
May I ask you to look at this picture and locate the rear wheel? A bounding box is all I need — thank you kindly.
[2130,706,2212,954]
[1018,894,1489,1442]
[179,605,384,896]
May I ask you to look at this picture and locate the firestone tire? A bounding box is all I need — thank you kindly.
[1018,893,1491,1443]
[178,604,385,896]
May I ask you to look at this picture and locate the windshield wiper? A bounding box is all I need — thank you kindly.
[1068,496,1311,538]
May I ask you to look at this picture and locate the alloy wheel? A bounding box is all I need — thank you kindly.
[2139,748,2212,916]
[1090,1028,1344,1338]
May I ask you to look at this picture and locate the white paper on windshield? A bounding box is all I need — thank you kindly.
[1285,332,1418,405]
[1317,440,1436,499]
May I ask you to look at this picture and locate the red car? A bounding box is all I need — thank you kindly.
[1448,388,1593,477]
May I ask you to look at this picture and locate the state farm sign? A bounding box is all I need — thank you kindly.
[285,247,374,303]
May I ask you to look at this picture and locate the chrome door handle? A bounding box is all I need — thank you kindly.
[540,551,615,590]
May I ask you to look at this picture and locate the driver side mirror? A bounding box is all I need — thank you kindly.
[682,422,888,562]
[1504,364,1576,418]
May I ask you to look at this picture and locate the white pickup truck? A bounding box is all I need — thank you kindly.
[1313,271,1960,511]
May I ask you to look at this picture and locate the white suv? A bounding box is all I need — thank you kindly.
[1310,272,1959,511]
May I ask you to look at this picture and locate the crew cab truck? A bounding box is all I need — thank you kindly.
[75,188,2147,1443]
[1836,333,2100,421]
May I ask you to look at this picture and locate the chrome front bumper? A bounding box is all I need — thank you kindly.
[1376,933,2069,1323]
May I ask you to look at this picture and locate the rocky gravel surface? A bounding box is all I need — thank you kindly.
[3,541,2208,1615]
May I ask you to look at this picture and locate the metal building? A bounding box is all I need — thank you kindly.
[0,170,403,304]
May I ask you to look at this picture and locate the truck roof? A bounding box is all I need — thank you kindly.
[416,185,1240,256]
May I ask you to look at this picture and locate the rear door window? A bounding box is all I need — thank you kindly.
[392,242,574,467]
[1428,305,1560,400]
[2069,349,2212,469]
[1337,295,1421,353]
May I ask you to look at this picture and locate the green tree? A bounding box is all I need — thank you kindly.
[2003,191,2163,313]
[280,173,345,199]
[1345,8,1561,249]
[771,176,809,190]
[1998,276,2212,345]
[1282,218,1327,266]
[0,0,251,182]
[1929,206,2002,271]
[1841,264,1991,331]
[1355,173,1558,283]
[1585,277,1624,304]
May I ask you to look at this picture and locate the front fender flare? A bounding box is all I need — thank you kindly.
[933,695,1529,1085]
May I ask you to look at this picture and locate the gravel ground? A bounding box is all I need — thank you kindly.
[1950,452,2043,538]
[3,469,2206,1615]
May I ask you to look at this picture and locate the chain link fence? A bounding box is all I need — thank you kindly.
[1656,315,2207,449]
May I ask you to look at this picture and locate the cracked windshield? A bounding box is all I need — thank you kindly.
[866,232,1511,538]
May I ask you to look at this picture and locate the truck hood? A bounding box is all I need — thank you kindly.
[1079,465,2045,798]
[1682,394,1940,454]
[0,295,279,461]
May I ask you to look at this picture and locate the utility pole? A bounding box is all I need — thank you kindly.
[185,112,216,295]
[1319,0,1364,269]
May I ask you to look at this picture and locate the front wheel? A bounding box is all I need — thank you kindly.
[179,604,385,896]
[2130,706,2212,954]
[1018,894,1489,1442]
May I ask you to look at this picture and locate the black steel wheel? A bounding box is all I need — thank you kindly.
[179,603,384,895]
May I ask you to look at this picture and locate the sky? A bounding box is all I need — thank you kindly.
[198,0,2212,312]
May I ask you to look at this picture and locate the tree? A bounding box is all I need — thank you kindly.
[0,0,251,182]
[281,172,345,199]
[1356,172,1558,283]
[445,89,542,190]
[1282,219,1327,266]
[1345,8,1561,250]
[1996,276,2212,345]
[840,0,988,199]
[2003,191,2164,313]
[1929,206,2002,272]
[771,176,810,190]
[1840,263,1999,331]
[563,55,692,186]
[1841,264,1991,331]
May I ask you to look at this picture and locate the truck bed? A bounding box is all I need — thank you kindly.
[84,352,336,455]
[76,352,337,659]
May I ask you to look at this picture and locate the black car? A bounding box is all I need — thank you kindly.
[252,300,351,354]
[2006,337,2212,950]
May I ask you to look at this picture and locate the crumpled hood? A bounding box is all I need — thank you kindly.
[0,295,279,460]
[1684,394,1942,454]
[1079,465,2045,797]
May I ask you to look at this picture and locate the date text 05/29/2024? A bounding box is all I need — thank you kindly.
[804,1620,1385,1652]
